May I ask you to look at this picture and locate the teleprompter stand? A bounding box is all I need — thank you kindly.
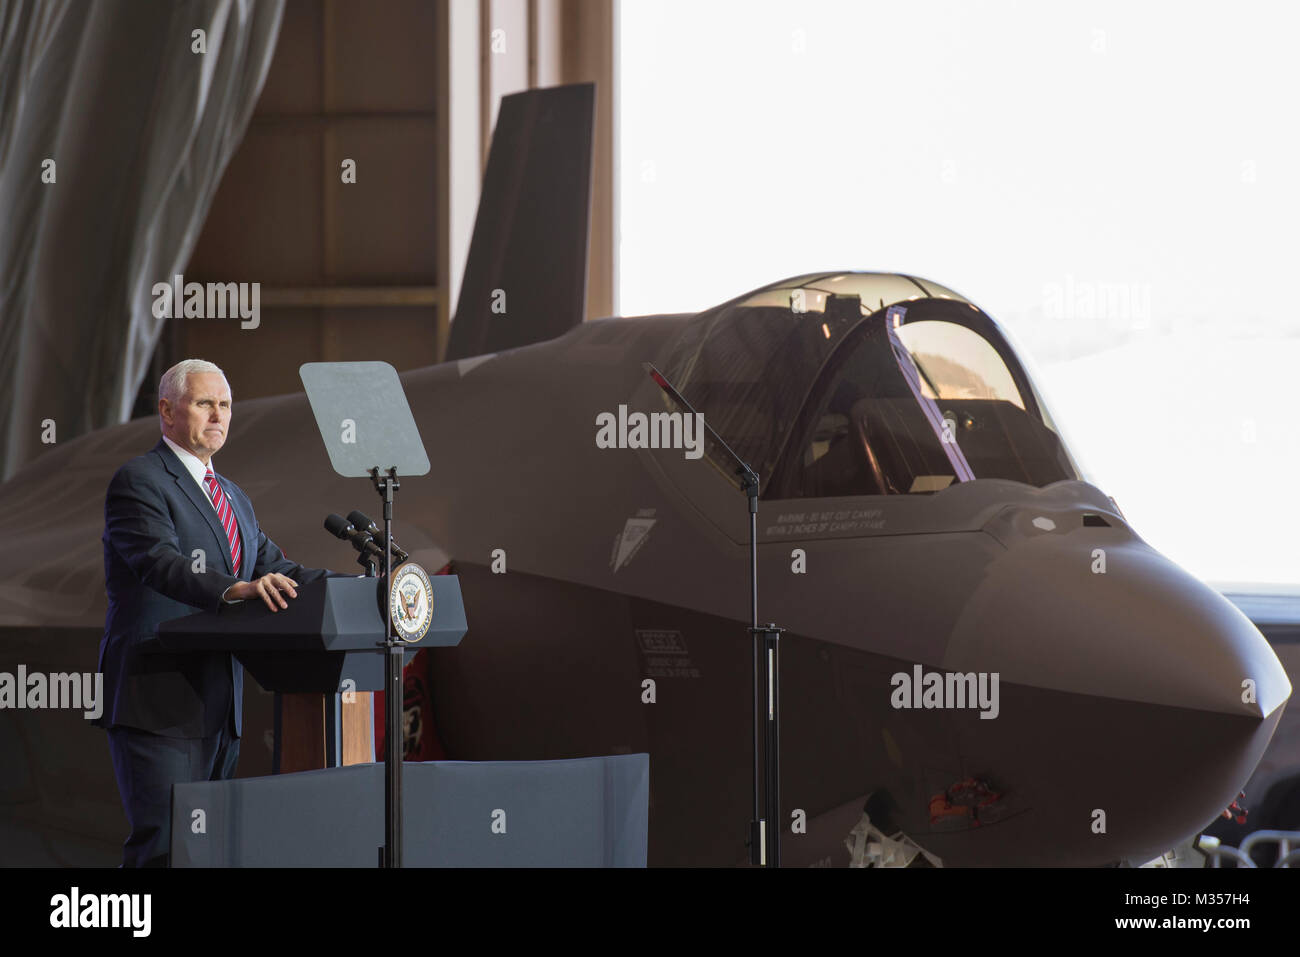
[644,363,784,867]
[300,361,433,868]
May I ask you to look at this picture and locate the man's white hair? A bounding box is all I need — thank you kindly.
[159,358,229,406]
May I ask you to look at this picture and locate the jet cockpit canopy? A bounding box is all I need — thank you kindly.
[664,272,1082,498]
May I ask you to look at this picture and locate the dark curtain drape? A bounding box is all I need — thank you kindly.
[0,0,283,479]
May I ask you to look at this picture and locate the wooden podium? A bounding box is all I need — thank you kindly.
[157,575,467,773]
[276,690,374,772]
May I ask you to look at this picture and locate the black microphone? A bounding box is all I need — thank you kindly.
[346,510,410,564]
[324,513,385,562]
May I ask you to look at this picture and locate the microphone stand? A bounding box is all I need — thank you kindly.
[369,466,403,868]
[643,364,784,867]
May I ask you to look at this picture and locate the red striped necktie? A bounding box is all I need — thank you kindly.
[203,468,243,575]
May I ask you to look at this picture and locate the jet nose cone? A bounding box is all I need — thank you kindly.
[941,510,1290,863]
[955,510,1290,718]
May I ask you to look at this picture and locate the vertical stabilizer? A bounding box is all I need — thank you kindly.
[445,83,595,360]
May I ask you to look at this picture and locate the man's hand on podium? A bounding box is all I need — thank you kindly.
[222,573,299,612]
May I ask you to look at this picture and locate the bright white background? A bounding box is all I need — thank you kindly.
[619,0,1300,585]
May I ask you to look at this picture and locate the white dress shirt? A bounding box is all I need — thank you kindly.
[162,435,217,507]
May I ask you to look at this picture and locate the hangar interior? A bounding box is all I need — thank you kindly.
[0,0,1295,869]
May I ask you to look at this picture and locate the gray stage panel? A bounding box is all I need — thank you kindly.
[171,754,649,867]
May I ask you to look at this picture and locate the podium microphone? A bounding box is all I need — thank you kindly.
[324,513,385,562]
[346,510,409,564]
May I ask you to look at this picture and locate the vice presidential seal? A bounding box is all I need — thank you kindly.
[388,561,434,642]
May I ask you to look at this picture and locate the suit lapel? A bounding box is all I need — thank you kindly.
[152,439,237,577]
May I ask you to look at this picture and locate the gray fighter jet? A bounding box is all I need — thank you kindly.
[0,84,1290,866]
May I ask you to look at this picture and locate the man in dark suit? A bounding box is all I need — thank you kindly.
[98,358,339,866]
